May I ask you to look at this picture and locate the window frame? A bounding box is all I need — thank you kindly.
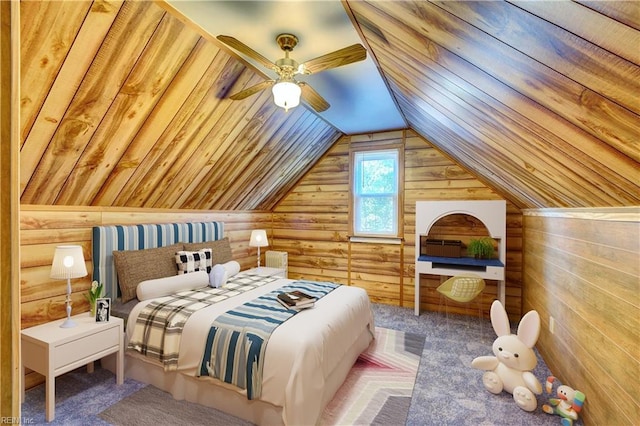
[349,143,404,239]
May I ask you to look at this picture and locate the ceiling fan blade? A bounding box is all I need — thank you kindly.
[229,80,275,100]
[300,44,367,75]
[299,82,330,112]
[217,35,277,72]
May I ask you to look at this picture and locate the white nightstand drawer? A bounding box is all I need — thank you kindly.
[54,326,119,370]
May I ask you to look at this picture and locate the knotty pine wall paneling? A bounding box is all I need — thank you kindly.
[273,130,523,318]
[523,208,639,426]
[1,0,19,417]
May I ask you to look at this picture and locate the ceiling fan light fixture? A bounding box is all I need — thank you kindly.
[272,81,301,111]
[218,34,365,113]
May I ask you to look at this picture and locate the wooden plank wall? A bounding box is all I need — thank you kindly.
[1,0,19,417]
[523,208,639,426]
[273,129,523,318]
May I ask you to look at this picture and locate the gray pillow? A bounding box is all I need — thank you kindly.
[184,237,232,265]
[112,243,184,303]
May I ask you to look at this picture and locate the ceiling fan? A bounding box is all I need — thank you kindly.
[217,33,367,112]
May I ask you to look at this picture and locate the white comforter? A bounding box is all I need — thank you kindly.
[125,278,374,425]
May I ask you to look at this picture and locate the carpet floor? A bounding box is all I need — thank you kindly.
[98,385,252,426]
[21,303,570,425]
[97,327,423,426]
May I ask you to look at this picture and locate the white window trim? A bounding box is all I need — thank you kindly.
[350,145,403,239]
[349,236,403,245]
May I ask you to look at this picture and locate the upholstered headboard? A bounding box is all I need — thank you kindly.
[92,222,224,299]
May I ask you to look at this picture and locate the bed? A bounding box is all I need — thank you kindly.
[94,222,375,425]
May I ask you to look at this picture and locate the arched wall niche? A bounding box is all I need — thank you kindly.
[427,214,492,253]
[414,200,506,315]
[419,205,505,242]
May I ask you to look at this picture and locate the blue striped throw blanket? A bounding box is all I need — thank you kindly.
[128,273,278,370]
[198,280,339,399]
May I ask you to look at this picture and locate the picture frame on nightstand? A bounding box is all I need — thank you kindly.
[96,298,110,322]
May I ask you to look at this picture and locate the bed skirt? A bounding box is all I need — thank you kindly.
[102,323,373,425]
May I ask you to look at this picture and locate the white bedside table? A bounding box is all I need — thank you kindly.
[245,266,286,278]
[21,313,124,422]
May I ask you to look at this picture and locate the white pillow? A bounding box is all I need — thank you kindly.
[210,264,228,288]
[223,260,241,277]
[137,271,209,301]
[209,261,241,287]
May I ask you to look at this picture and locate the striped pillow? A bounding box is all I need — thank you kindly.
[176,249,213,274]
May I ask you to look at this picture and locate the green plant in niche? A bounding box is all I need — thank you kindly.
[467,237,495,259]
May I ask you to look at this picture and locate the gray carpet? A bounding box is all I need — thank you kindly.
[21,303,571,425]
[374,304,563,426]
[98,385,252,426]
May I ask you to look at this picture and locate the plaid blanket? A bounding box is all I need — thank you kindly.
[127,273,278,370]
[198,280,339,399]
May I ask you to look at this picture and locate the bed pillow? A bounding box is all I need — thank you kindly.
[184,237,232,265]
[113,243,184,303]
[224,260,241,277]
[209,260,241,287]
[175,249,213,274]
[137,271,209,301]
[209,264,228,288]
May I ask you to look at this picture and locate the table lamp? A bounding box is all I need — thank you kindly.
[249,230,269,269]
[50,245,88,328]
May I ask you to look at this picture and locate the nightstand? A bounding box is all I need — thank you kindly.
[21,313,124,422]
[245,266,286,278]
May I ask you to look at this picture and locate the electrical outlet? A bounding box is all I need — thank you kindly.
[549,316,555,334]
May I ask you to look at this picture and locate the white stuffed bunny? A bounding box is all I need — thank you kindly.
[471,300,542,411]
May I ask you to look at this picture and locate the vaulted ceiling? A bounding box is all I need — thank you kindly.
[19,1,639,211]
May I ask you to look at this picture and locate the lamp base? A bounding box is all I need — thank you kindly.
[60,280,76,328]
[59,317,77,328]
[257,246,261,269]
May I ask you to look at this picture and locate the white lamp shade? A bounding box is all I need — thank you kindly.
[50,245,87,279]
[272,81,301,111]
[249,230,269,248]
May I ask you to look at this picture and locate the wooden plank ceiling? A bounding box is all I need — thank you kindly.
[19,0,341,211]
[346,0,639,208]
[19,1,640,210]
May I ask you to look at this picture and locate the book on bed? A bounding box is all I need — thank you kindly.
[277,291,316,310]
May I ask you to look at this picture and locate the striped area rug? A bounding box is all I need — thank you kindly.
[320,327,425,425]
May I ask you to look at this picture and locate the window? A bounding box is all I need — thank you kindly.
[351,148,401,238]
